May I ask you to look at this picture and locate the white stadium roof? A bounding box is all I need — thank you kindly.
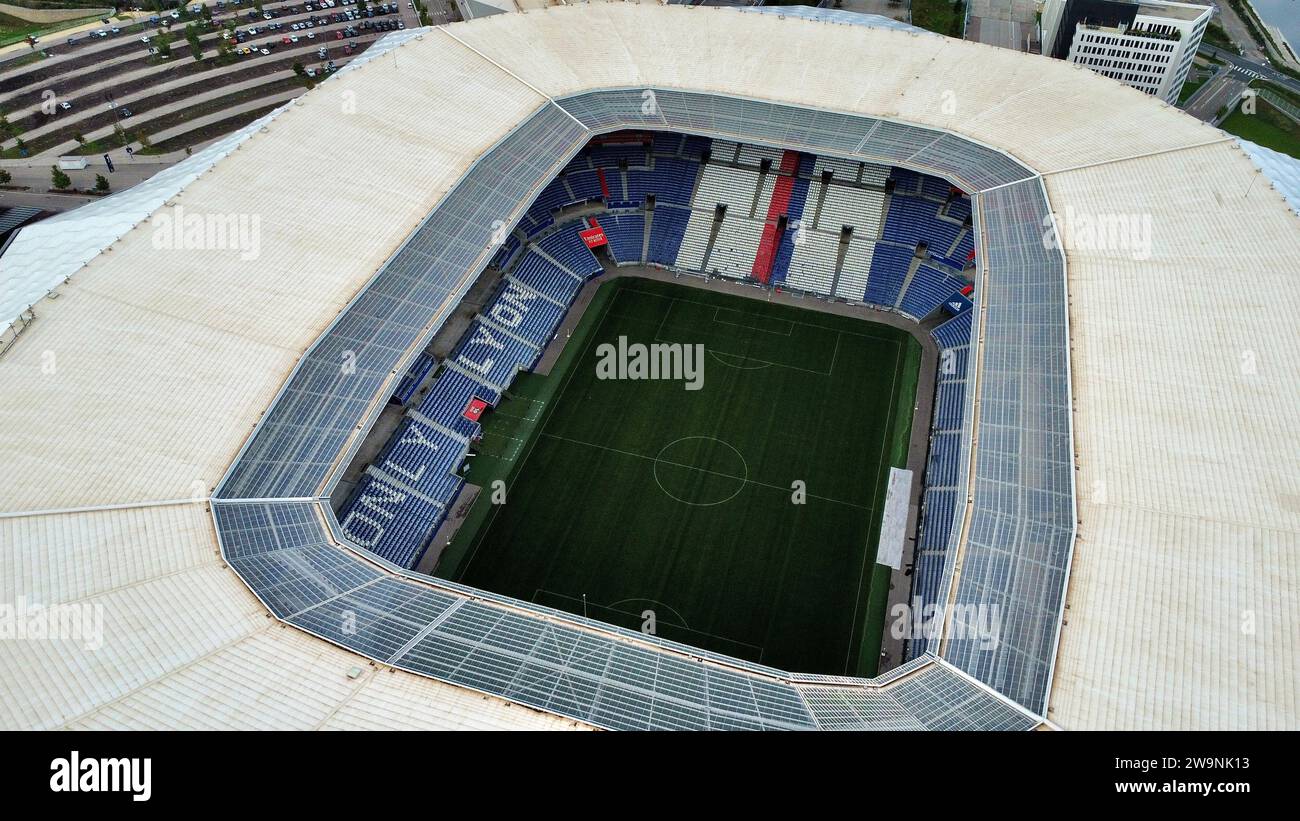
[1,3,1297,730]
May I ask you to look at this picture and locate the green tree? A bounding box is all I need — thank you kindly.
[73,132,86,145]
[113,123,126,146]
[153,31,173,59]
[185,24,203,61]
[95,174,110,193]
[51,166,72,190]
[0,169,12,185]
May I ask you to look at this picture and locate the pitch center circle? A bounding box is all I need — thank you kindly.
[652,436,748,507]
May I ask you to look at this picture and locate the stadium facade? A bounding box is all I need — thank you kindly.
[1,4,1297,730]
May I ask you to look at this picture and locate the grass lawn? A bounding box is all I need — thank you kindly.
[1178,76,1207,105]
[0,11,102,48]
[1220,98,1300,159]
[437,277,921,677]
[909,0,965,38]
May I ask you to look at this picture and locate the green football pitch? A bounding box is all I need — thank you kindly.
[435,277,921,677]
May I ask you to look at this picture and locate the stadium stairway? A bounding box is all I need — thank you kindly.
[751,150,802,284]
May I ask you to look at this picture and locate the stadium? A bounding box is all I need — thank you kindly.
[1,2,1297,731]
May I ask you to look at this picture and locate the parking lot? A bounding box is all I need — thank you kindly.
[1,0,432,205]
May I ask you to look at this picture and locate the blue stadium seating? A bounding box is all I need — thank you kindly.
[491,233,523,270]
[926,431,962,489]
[510,254,582,304]
[883,195,963,252]
[626,157,698,206]
[933,379,966,434]
[392,351,435,404]
[338,473,445,568]
[588,143,649,169]
[604,213,645,263]
[454,319,539,388]
[537,229,604,278]
[566,170,604,202]
[529,176,586,220]
[900,265,967,320]
[652,132,686,157]
[382,417,468,486]
[417,368,495,440]
[921,174,955,201]
[865,243,914,307]
[931,310,973,350]
[485,283,567,347]
[647,206,690,266]
[946,196,972,223]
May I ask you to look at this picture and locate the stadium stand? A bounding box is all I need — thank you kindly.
[865,243,915,307]
[509,254,583,304]
[537,228,604,278]
[899,264,967,320]
[648,205,691,266]
[834,236,875,301]
[603,213,646,264]
[392,351,436,405]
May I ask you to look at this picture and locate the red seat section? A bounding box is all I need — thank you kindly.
[751,150,802,284]
[596,167,611,200]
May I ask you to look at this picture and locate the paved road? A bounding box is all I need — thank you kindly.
[1183,64,1251,123]
[0,188,96,210]
[1200,42,1300,97]
[1210,0,1270,64]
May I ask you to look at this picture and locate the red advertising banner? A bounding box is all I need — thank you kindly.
[463,397,489,423]
[579,226,607,248]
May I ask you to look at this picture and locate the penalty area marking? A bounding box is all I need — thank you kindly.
[490,397,546,422]
[476,432,527,461]
[711,307,794,336]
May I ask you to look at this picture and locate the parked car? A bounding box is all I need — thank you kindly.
[59,101,72,110]
[120,108,134,118]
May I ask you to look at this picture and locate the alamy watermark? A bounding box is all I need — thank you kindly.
[1043,205,1152,261]
[150,204,261,261]
[0,596,103,651]
[889,597,1001,650]
[595,335,705,390]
